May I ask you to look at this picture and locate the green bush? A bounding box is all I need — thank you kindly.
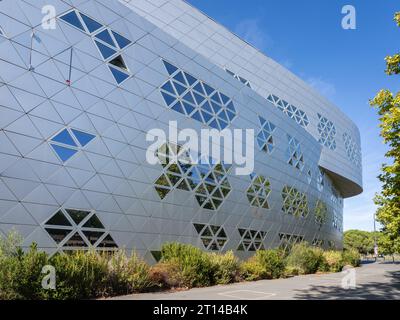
[107,251,154,295]
[45,251,109,300]
[0,233,48,300]
[160,243,216,288]
[286,242,324,274]
[240,249,286,281]
[149,260,185,288]
[239,257,267,281]
[321,250,344,272]
[209,251,240,284]
[342,248,361,267]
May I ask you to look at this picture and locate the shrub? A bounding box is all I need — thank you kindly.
[342,248,361,267]
[322,250,344,272]
[107,251,153,295]
[254,249,286,279]
[239,258,267,281]
[209,251,240,284]
[160,243,216,288]
[0,234,48,300]
[286,242,324,274]
[149,260,185,288]
[284,266,301,277]
[45,251,109,300]
[239,249,286,281]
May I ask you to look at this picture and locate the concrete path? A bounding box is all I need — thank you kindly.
[112,262,400,300]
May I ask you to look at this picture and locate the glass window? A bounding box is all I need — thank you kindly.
[45,228,72,244]
[45,210,71,226]
[95,29,116,48]
[71,129,96,147]
[79,13,103,33]
[162,60,178,75]
[65,209,90,225]
[63,232,87,247]
[95,40,117,59]
[83,214,104,229]
[108,55,128,71]
[111,31,132,49]
[51,129,77,147]
[50,144,78,162]
[109,66,129,84]
[59,10,85,31]
[82,231,105,245]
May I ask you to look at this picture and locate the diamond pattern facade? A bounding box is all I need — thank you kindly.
[317,114,337,150]
[160,60,237,131]
[281,186,309,218]
[194,223,228,251]
[246,173,271,209]
[343,132,362,168]
[257,116,276,153]
[225,69,252,88]
[267,94,310,128]
[237,228,267,252]
[154,143,232,211]
[0,0,362,260]
[59,9,132,84]
[286,134,304,171]
[44,208,117,251]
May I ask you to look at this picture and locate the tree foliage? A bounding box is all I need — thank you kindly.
[370,11,400,254]
[343,230,377,255]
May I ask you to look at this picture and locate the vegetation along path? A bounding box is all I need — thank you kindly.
[111,262,400,300]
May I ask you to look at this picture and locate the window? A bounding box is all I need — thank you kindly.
[257,116,276,153]
[314,200,328,226]
[312,238,324,247]
[237,228,267,251]
[317,168,325,192]
[193,223,228,251]
[281,186,309,218]
[59,10,131,85]
[50,128,96,163]
[225,69,252,88]
[286,134,304,171]
[266,94,309,128]
[95,40,117,59]
[109,55,128,71]
[59,10,85,31]
[317,114,337,150]
[343,133,361,168]
[279,233,304,251]
[79,13,103,33]
[154,143,232,210]
[160,60,237,131]
[44,208,117,251]
[246,173,271,209]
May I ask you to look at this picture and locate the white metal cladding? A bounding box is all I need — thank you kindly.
[0,0,358,262]
[121,0,363,197]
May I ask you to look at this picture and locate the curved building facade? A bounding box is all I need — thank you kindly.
[0,0,362,261]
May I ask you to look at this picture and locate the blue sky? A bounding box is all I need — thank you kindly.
[187,0,399,231]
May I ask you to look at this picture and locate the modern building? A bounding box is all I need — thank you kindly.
[0,0,362,261]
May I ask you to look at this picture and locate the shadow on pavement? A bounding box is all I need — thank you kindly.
[293,265,400,300]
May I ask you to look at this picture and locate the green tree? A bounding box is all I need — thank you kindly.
[370,12,400,254]
[343,230,375,255]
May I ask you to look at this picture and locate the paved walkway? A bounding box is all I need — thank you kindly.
[112,262,400,300]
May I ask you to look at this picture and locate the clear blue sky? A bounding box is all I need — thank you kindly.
[187,0,399,231]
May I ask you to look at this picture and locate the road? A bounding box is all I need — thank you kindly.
[112,262,400,300]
